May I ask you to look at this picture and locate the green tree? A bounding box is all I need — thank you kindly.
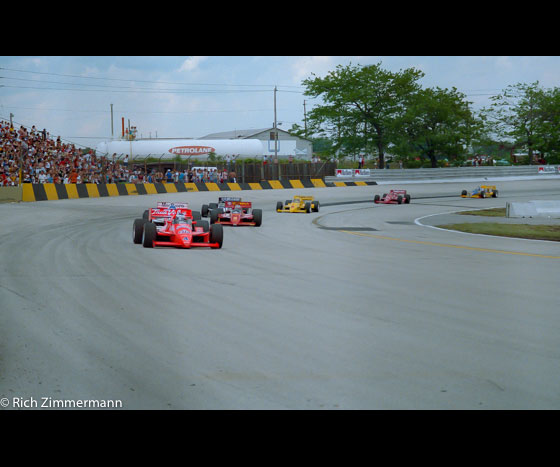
[302,62,424,168]
[482,82,547,164]
[533,86,560,162]
[392,86,480,168]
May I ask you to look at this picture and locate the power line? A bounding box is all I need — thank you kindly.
[0,84,272,94]
[0,75,285,94]
[0,105,283,114]
[0,66,305,90]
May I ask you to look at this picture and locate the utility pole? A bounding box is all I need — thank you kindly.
[303,100,307,137]
[128,119,132,165]
[274,86,278,162]
[110,104,114,139]
[9,112,14,128]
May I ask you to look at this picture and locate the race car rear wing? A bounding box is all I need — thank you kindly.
[157,202,189,209]
[218,197,242,203]
[223,201,252,209]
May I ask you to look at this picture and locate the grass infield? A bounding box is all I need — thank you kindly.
[440,207,560,241]
[457,207,506,217]
[438,222,560,241]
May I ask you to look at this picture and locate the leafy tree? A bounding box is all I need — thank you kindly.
[302,62,424,168]
[482,82,547,164]
[207,151,218,164]
[392,86,480,168]
[288,123,306,138]
[533,86,560,162]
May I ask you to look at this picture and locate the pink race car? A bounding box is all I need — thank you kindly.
[374,190,411,205]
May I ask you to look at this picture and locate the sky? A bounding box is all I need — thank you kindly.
[1,56,560,150]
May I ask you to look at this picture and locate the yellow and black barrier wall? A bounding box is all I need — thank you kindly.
[20,179,377,202]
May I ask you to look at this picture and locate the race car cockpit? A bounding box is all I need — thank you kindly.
[173,213,191,224]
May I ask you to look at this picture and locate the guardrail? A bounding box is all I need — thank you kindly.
[327,165,560,183]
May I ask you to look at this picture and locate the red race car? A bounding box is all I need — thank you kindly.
[133,202,223,249]
[374,190,411,205]
[202,197,262,227]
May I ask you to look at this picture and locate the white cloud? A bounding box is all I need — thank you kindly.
[494,56,514,71]
[178,56,208,72]
[290,56,335,83]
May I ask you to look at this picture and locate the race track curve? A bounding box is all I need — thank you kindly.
[1,179,559,409]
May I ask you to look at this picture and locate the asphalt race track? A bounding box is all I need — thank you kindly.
[1,179,559,409]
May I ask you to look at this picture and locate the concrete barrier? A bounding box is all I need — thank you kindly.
[507,201,560,218]
[0,186,22,202]
[1,179,378,202]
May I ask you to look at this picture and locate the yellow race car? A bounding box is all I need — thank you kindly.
[461,185,498,198]
[276,196,320,213]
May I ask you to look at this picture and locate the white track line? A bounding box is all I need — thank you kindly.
[414,209,560,245]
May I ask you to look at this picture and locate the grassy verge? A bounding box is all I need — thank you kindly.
[457,207,506,217]
[438,222,560,241]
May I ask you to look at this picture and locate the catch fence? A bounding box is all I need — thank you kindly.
[126,157,336,183]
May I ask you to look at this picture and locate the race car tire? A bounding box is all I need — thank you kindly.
[201,204,209,217]
[374,194,380,203]
[405,194,411,204]
[312,201,320,212]
[142,210,149,220]
[382,194,387,201]
[253,209,262,226]
[133,218,145,244]
[493,190,498,198]
[480,191,485,198]
[143,222,157,248]
[192,211,202,221]
[305,202,311,213]
[210,209,219,224]
[397,195,403,204]
[285,200,291,205]
[461,190,467,197]
[276,201,283,212]
[198,220,209,233]
[209,203,218,210]
[210,224,223,249]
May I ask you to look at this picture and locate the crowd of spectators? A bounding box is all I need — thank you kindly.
[140,167,236,184]
[0,120,238,186]
[1,120,122,186]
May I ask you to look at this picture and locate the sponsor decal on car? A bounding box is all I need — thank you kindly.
[151,208,177,217]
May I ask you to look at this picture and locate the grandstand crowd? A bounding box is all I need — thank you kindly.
[1,120,236,186]
[1,120,121,186]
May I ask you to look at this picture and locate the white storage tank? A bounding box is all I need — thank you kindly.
[96,138,265,160]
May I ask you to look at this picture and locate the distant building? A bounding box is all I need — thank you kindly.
[200,127,313,160]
